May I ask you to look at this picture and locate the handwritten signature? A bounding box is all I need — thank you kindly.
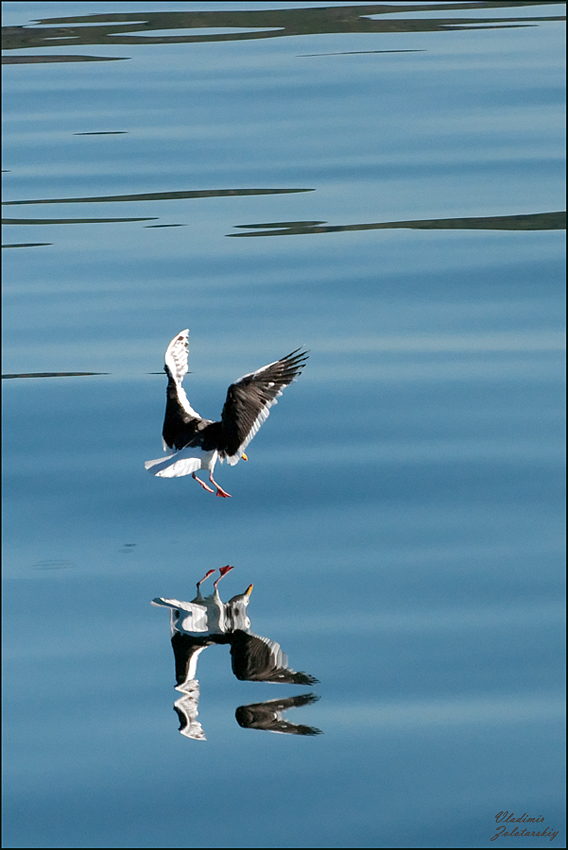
[491,812,559,842]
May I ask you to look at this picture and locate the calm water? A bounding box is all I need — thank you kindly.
[2,2,566,848]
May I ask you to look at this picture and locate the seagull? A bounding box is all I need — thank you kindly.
[145,329,308,497]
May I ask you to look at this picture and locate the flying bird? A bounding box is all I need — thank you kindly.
[145,330,308,497]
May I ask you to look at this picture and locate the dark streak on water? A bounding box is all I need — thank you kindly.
[2,242,53,248]
[230,211,567,237]
[3,188,314,205]
[3,217,158,225]
[2,372,109,379]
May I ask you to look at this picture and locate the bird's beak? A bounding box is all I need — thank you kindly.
[245,584,253,596]
[242,453,248,461]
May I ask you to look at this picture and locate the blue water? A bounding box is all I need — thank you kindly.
[2,2,565,847]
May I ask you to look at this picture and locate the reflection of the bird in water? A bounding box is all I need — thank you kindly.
[152,567,321,740]
[235,693,320,736]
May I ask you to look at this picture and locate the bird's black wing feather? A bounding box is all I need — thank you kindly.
[162,370,203,450]
[229,631,319,685]
[219,348,308,458]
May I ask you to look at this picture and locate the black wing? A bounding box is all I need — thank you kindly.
[219,348,308,460]
[235,694,322,735]
[160,330,207,450]
[229,631,319,685]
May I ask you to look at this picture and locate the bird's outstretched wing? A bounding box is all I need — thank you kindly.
[220,348,308,463]
[161,329,203,450]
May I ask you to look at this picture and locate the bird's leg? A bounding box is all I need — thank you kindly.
[209,472,232,498]
[192,472,215,494]
[194,568,215,601]
[196,569,215,591]
[214,565,234,589]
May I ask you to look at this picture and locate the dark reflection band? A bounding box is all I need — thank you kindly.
[229,211,567,238]
[3,3,564,65]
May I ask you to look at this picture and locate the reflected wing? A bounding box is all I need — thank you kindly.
[235,693,322,735]
[220,348,308,463]
[171,632,214,687]
[229,631,319,685]
[174,681,206,741]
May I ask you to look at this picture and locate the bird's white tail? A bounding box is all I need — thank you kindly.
[144,448,210,478]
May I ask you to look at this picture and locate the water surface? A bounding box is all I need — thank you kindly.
[2,2,565,848]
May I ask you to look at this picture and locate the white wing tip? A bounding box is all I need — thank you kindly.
[164,329,191,383]
[166,328,189,348]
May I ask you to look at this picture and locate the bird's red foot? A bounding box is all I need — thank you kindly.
[210,475,231,498]
[214,565,234,588]
[197,569,215,585]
